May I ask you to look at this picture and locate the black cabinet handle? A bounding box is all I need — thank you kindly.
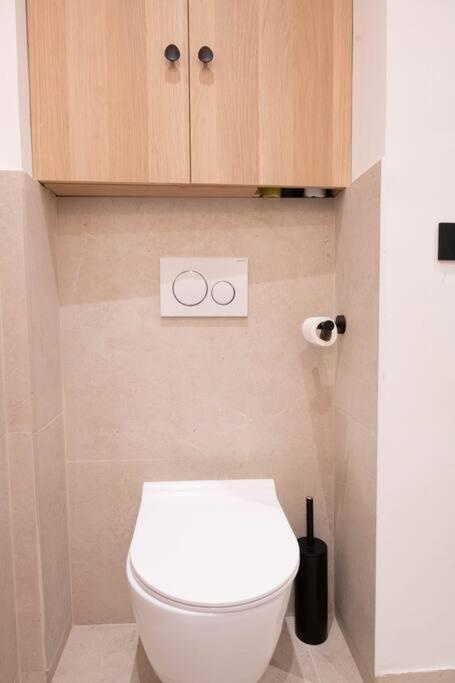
[198,46,214,64]
[164,44,181,62]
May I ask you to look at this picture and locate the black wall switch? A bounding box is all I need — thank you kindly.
[438,223,455,260]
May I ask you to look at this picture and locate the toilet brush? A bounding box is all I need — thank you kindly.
[295,496,328,644]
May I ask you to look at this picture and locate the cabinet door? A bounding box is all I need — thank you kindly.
[189,0,352,187]
[27,0,190,183]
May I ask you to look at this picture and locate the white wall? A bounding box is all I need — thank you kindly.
[0,0,31,172]
[376,0,455,675]
[351,0,386,181]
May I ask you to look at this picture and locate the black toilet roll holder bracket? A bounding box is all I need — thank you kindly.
[316,315,347,341]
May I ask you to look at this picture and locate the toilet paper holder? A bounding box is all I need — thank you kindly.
[317,315,347,341]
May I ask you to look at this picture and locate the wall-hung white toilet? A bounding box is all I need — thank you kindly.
[127,479,299,683]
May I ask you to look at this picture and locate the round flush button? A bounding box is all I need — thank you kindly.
[211,280,236,305]
[172,270,208,306]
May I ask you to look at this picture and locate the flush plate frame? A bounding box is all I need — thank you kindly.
[160,257,248,317]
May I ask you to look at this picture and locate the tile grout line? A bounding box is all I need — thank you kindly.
[0,295,23,683]
[52,199,76,633]
[334,402,377,436]
[7,410,64,439]
[34,410,64,436]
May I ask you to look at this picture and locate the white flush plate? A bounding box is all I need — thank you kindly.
[160,257,248,317]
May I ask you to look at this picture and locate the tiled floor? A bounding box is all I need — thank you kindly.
[52,617,363,683]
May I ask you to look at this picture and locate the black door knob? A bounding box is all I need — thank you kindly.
[198,46,214,64]
[164,44,181,62]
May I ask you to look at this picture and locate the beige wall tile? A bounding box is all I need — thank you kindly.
[334,163,381,433]
[56,198,336,624]
[56,198,334,305]
[61,292,334,464]
[57,200,334,464]
[334,164,381,683]
[8,432,45,673]
[0,174,61,434]
[22,175,70,675]
[34,414,72,669]
[334,409,377,683]
[0,172,69,680]
[0,311,6,439]
[23,175,61,432]
[0,433,19,683]
[0,172,33,433]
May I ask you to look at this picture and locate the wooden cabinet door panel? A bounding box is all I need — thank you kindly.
[189,0,352,187]
[28,0,190,183]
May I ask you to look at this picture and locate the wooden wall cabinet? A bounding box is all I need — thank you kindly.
[27,0,352,193]
[27,0,190,184]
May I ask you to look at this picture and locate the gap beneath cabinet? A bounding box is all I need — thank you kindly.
[43,182,341,199]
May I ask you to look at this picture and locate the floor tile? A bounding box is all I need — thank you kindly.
[304,619,365,683]
[52,625,138,683]
[52,619,363,683]
[262,619,318,682]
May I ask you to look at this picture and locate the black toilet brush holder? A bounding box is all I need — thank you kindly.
[295,496,328,645]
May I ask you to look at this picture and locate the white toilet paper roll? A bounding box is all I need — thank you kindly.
[301,317,338,348]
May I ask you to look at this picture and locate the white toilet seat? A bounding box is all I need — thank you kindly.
[128,552,296,614]
[129,479,299,610]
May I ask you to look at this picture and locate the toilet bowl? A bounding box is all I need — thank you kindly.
[127,479,299,683]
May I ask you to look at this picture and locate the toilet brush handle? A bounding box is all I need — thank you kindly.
[306,497,314,547]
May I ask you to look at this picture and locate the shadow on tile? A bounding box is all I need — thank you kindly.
[307,619,364,683]
[131,639,161,683]
[270,621,304,676]
[261,620,318,682]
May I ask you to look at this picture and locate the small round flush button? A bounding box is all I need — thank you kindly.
[211,280,235,305]
[172,270,208,306]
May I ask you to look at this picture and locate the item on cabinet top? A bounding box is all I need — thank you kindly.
[303,188,327,198]
[260,187,281,198]
[281,188,305,198]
